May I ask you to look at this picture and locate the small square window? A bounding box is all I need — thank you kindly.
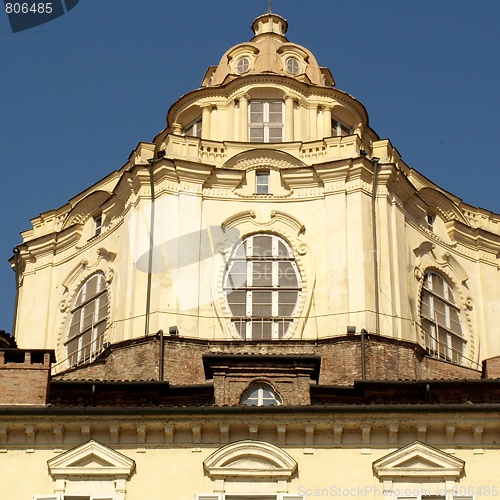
[256,171,270,194]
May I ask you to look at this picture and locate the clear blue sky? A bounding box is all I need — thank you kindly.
[1,0,500,332]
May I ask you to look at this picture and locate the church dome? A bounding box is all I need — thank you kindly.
[202,12,335,87]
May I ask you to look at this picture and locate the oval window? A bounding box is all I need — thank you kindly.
[285,56,301,75]
[223,234,302,340]
[236,56,251,74]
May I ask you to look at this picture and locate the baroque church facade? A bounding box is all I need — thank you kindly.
[2,10,500,500]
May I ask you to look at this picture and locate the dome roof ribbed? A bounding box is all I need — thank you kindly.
[202,13,335,88]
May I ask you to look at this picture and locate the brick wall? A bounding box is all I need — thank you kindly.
[483,356,500,379]
[52,334,482,405]
[0,349,53,405]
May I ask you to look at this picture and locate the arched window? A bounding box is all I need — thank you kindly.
[66,273,108,366]
[223,234,302,340]
[241,383,282,406]
[420,271,465,364]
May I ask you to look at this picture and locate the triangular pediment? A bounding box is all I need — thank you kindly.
[373,441,464,481]
[48,440,135,479]
[204,440,297,481]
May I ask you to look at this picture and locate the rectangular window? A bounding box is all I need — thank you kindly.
[332,118,352,137]
[256,170,270,194]
[196,494,303,500]
[184,117,202,137]
[94,215,102,236]
[249,101,284,143]
[426,213,435,231]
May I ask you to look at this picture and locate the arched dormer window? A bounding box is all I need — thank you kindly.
[66,273,108,366]
[241,383,282,406]
[420,271,465,364]
[223,234,302,340]
[249,100,284,143]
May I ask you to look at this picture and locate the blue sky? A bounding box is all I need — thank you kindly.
[1,0,500,333]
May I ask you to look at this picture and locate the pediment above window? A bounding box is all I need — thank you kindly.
[223,149,305,171]
[63,190,111,229]
[372,441,465,481]
[204,440,297,481]
[47,439,135,479]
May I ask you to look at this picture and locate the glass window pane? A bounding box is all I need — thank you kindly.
[97,293,108,321]
[85,275,99,299]
[249,128,264,142]
[278,291,298,316]
[226,261,247,288]
[432,274,445,298]
[249,102,264,123]
[420,291,431,319]
[252,291,272,317]
[252,320,273,339]
[278,319,291,338]
[253,262,273,286]
[279,262,298,287]
[268,127,283,142]
[227,291,246,316]
[252,235,273,257]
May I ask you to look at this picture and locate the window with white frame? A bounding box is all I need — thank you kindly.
[223,234,302,340]
[35,496,113,500]
[184,117,202,137]
[332,118,352,137]
[420,271,465,364]
[249,100,284,143]
[256,170,270,194]
[66,273,108,367]
[241,383,282,406]
[236,56,251,74]
[396,495,473,500]
[426,213,435,231]
[94,215,102,236]
[285,56,301,75]
[196,495,303,500]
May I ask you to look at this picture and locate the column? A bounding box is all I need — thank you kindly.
[285,95,295,141]
[201,104,211,140]
[323,105,332,138]
[239,95,249,142]
[309,104,318,140]
[210,105,218,141]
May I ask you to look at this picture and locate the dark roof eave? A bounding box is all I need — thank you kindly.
[1,403,500,417]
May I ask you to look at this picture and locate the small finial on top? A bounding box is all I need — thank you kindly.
[267,0,271,13]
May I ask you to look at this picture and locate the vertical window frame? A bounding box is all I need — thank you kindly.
[66,273,108,367]
[249,100,285,143]
[256,170,271,194]
[420,271,465,364]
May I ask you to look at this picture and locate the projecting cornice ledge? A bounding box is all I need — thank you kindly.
[446,219,500,254]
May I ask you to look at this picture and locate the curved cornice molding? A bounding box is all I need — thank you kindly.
[62,190,111,230]
[223,148,306,170]
[167,75,368,130]
[418,187,469,226]
[204,440,297,481]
